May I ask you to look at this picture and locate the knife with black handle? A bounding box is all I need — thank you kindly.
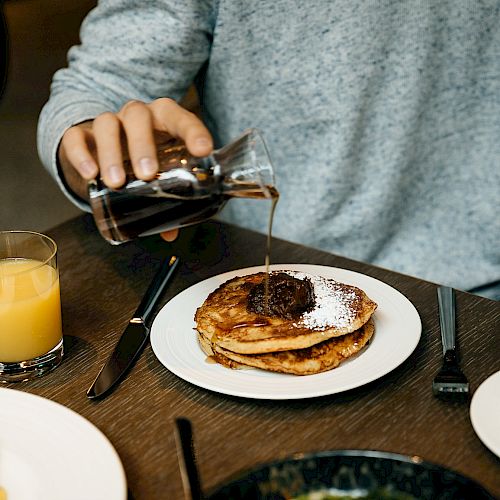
[87,255,180,400]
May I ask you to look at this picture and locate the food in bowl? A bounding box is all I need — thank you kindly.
[207,451,495,499]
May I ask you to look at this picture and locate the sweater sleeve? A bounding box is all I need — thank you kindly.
[37,0,216,211]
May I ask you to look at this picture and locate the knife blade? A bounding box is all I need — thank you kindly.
[87,255,180,400]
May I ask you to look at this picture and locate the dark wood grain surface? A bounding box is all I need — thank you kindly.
[6,215,500,499]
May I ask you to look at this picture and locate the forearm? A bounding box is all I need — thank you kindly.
[37,0,215,211]
[37,98,110,213]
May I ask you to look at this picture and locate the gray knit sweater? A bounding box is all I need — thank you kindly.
[38,0,500,298]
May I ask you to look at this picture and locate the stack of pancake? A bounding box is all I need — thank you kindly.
[195,270,377,375]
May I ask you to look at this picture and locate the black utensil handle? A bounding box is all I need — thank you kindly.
[134,255,179,323]
[175,418,203,500]
[437,286,456,354]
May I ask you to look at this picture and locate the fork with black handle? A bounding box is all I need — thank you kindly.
[432,286,470,401]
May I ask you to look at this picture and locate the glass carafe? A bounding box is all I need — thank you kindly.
[88,128,275,245]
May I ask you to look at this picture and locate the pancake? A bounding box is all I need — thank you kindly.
[198,318,375,375]
[194,271,377,354]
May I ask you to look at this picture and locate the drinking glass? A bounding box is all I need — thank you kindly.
[0,231,63,382]
[88,128,276,245]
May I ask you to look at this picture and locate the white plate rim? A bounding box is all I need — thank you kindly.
[0,387,127,500]
[151,264,422,400]
[470,370,500,458]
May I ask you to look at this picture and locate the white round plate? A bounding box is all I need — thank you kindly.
[470,370,500,458]
[151,264,421,400]
[0,388,127,500]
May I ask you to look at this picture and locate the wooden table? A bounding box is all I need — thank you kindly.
[6,215,500,498]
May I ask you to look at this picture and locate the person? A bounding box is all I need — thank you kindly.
[37,1,500,300]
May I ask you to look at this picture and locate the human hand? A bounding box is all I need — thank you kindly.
[58,98,213,241]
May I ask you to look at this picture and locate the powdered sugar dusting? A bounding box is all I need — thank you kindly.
[282,271,358,330]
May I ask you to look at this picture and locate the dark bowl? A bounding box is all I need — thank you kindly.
[207,450,495,500]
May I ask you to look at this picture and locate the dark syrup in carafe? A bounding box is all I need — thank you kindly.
[95,184,225,244]
[91,169,279,245]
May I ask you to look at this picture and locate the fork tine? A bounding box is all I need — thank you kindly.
[432,371,469,395]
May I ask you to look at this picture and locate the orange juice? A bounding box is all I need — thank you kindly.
[0,258,62,362]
